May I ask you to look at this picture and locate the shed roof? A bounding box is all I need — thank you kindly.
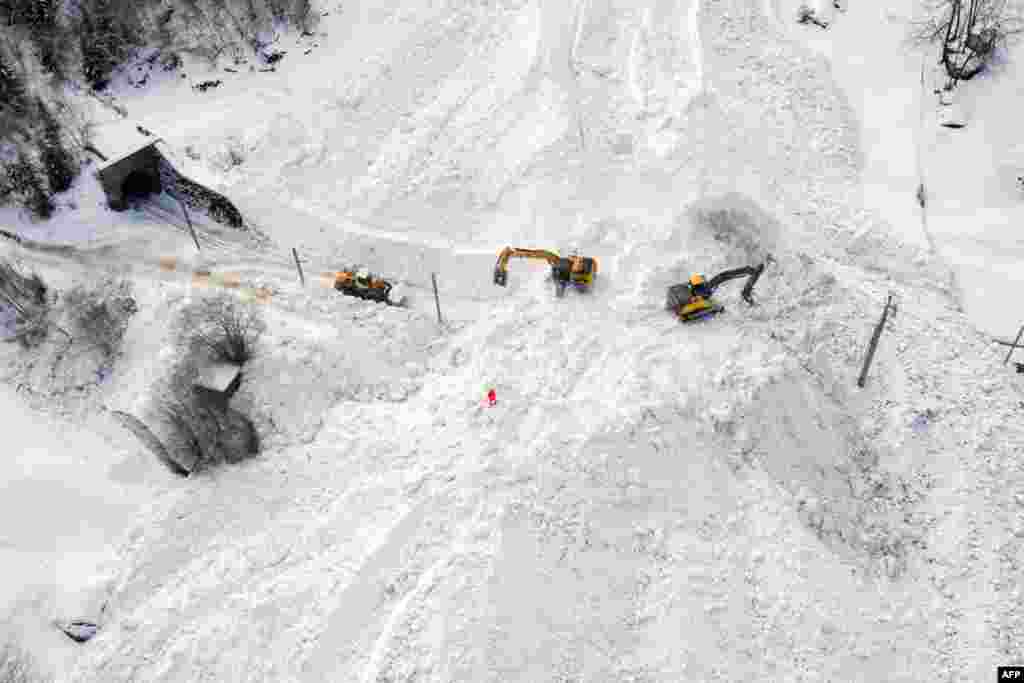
[92,120,162,172]
[194,362,242,393]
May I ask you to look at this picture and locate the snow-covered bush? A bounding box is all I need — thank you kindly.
[173,293,266,364]
[1,273,140,407]
[61,278,138,361]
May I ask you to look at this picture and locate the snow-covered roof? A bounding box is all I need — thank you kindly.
[193,362,241,393]
[92,120,162,171]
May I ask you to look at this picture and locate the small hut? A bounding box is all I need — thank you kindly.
[192,362,242,411]
[90,120,164,210]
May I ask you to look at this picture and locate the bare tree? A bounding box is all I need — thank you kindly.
[173,293,265,364]
[911,0,1024,82]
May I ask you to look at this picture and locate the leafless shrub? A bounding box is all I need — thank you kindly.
[910,0,1024,82]
[0,641,48,683]
[61,279,137,360]
[173,293,265,365]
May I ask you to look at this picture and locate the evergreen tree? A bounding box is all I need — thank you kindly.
[0,49,30,143]
[36,98,76,194]
[0,51,26,113]
[79,0,132,90]
[6,152,54,219]
[1,0,64,76]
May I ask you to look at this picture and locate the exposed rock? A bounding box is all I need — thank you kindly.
[59,620,98,643]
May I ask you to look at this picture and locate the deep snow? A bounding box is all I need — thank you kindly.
[2,0,1023,681]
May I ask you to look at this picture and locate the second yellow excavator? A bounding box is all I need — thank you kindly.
[493,247,598,297]
[666,263,766,322]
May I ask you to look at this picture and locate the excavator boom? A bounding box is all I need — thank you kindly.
[706,263,766,303]
[493,248,596,296]
[493,247,561,286]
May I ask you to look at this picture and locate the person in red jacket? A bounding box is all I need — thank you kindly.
[487,389,497,406]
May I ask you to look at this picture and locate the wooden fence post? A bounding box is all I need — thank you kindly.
[292,247,305,286]
[176,196,201,252]
[857,294,895,388]
[1004,324,1024,365]
[431,272,443,326]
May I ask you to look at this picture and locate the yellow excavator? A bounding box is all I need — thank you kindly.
[666,263,765,322]
[493,247,598,297]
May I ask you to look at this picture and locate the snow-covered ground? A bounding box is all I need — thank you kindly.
[2,0,1024,681]
[769,0,1024,337]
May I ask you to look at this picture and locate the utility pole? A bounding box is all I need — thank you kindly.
[1003,324,1024,365]
[292,247,305,286]
[431,272,443,326]
[176,196,201,252]
[858,294,895,388]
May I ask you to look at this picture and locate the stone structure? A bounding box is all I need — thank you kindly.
[90,120,245,228]
[91,121,164,210]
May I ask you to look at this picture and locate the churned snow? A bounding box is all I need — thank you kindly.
[2,0,1024,681]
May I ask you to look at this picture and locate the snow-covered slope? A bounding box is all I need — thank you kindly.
[3,0,1023,681]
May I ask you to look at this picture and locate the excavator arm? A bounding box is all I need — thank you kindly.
[705,263,766,304]
[493,247,562,286]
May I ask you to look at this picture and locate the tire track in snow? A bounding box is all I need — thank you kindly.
[301,496,434,680]
[328,294,636,681]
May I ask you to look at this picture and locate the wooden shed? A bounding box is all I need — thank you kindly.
[91,120,164,210]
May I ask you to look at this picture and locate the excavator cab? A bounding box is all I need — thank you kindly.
[355,268,371,288]
[667,263,765,322]
[552,254,597,297]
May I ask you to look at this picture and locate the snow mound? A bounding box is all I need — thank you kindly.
[686,192,781,265]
